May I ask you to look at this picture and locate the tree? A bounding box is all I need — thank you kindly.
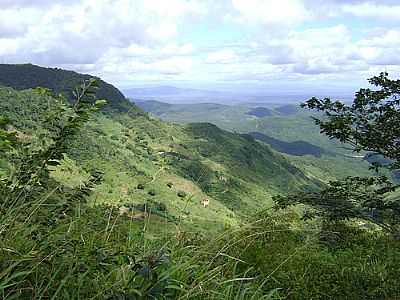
[1,79,106,209]
[274,73,400,235]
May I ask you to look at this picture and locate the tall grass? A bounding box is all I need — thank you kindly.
[1,189,400,299]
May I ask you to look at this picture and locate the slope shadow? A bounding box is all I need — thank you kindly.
[246,107,274,117]
[249,131,326,157]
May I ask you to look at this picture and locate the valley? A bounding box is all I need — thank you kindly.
[0,64,318,231]
[134,99,374,182]
[2,1,400,298]
[0,64,399,299]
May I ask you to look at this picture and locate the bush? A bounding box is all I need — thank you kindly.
[177,191,187,198]
[133,200,168,216]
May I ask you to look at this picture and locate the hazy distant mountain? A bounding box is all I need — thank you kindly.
[133,100,172,115]
[125,86,222,96]
[275,104,302,115]
[246,107,274,117]
[124,86,315,105]
[124,86,235,104]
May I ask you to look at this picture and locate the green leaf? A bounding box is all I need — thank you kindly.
[95,99,107,108]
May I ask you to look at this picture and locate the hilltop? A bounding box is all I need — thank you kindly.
[0,64,134,112]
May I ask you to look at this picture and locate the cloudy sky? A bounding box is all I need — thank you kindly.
[1,0,400,96]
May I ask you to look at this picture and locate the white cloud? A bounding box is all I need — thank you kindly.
[288,25,350,47]
[256,25,360,75]
[143,0,206,18]
[201,24,397,80]
[0,7,43,38]
[355,29,400,65]
[206,49,238,64]
[231,0,310,25]
[95,45,195,83]
[0,0,203,64]
[360,30,400,48]
[342,2,400,19]
[1,0,400,92]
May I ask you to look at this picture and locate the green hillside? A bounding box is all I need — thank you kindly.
[0,85,315,230]
[1,66,399,299]
[136,100,374,182]
[0,64,134,112]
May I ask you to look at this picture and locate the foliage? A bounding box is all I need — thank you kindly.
[135,99,373,181]
[1,69,399,299]
[177,190,187,198]
[0,117,17,152]
[1,80,106,205]
[0,81,282,299]
[303,72,400,171]
[274,176,399,233]
[249,131,325,157]
[233,211,400,299]
[1,82,301,228]
[0,80,111,298]
[0,63,138,112]
[275,73,400,235]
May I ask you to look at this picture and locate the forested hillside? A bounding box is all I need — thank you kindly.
[0,64,133,112]
[0,65,316,229]
[135,100,374,182]
[1,66,399,299]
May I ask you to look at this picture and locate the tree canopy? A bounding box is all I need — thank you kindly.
[274,73,400,235]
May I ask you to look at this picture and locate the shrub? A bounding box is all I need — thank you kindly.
[177,191,186,198]
[134,200,167,214]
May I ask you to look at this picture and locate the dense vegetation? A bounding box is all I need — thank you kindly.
[276,73,400,235]
[0,64,133,112]
[135,96,374,182]
[0,66,399,299]
[0,83,313,226]
[248,132,326,157]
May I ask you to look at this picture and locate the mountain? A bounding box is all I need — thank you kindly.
[0,64,317,227]
[246,107,274,117]
[0,64,133,112]
[274,104,302,115]
[249,131,326,157]
[135,99,373,182]
[124,86,233,104]
[125,86,221,97]
[126,86,311,104]
[133,100,173,116]
[1,65,398,299]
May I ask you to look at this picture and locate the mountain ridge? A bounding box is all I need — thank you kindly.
[0,63,134,112]
[0,64,317,226]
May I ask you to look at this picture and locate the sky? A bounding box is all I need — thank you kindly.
[1,0,400,96]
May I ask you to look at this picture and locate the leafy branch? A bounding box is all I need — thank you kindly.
[0,79,106,207]
[275,73,400,236]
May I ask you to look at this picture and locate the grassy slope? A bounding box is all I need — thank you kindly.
[137,101,373,182]
[0,87,315,232]
[2,74,400,299]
